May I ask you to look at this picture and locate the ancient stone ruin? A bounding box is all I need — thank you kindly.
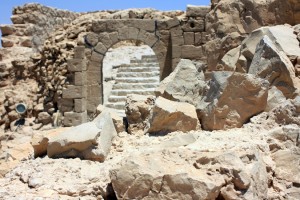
[0,0,300,199]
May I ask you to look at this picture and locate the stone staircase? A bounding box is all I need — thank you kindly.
[105,55,160,116]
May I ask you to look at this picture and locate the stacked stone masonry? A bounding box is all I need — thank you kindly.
[1,4,211,127]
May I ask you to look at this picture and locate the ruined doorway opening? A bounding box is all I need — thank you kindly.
[102,40,160,116]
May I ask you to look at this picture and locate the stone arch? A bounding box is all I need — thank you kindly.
[83,20,169,114]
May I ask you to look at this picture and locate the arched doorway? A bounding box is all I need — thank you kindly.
[102,40,159,116]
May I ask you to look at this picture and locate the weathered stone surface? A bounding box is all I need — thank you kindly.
[146,97,200,134]
[265,86,286,112]
[186,5,210,17]
[37,112,52,125]
[63,111,87,127]
[125,94,155,134]
[199,72,269,130]
[155,59,206,106]
[249,35,300,98]
[218,46,240,71]
[48,111,116,161]
[62,85,86,99]
[67,59,87,72]
[31,133,49,158]
[272,149,300,184]
[95,104,125,133]
[181,45,204,59]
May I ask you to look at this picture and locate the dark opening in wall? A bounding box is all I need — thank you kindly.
[190,22,195,28]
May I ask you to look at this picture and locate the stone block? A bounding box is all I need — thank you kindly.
[63,111,87,127]
[74,98,86,113]
[195,32,202,46]
[98,33,112,49]
[63,85,86,99]
[94,42,107,55]
[74,46,86,59]
[157,19,180,30]
[87,84,101,97]
[109,32,119,45]
[144,33,158,47]
[172,35,184,46]
[181,45,204,59]
[118,28,129,40]
[92,21,107,33]
[68,59,87,72]
[182,19,205,32]
[137,29,147,42]
[128,27,139,40]
[184,32,194,45]
[186,5,210,17]
[172,45,182,58]
[0,25,15,35]
[170,26,183,36]
[74,72,86,86]
[85,32,99,47]
[1,38,14,47]
[132,20,155,32]
[87,97,102,113]
[88,60,102,71]
[90,51,104,62]
[87,72,101,85]
[58,98,74,113]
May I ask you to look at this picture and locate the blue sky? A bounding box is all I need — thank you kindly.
[0,0,211,24]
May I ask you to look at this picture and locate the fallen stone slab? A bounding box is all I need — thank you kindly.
[146,96,200,134]
[47,111,117,162]
[199,72,269,130]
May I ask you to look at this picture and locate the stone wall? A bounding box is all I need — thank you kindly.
[1,3,79,50]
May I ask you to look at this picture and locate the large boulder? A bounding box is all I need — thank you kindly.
[265,86,286,112]
[155,59,207,106]
[199,72,269,130]
[206,0,298,36]
[47,111,117,162]
[125,94,155,134]
[219,25,300,72]
[249,35,300,98]
[110,149,268,200]
[146,97,200,134]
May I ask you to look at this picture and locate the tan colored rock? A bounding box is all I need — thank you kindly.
[37,112,52,125]
[266,86,286,112]
[155,59,207,106]
[249,35,300,98]
[95,104,125,133]
[47,111,117,161]
[125,94,155,134]
[199,72,269,130]
[146,97,200,134]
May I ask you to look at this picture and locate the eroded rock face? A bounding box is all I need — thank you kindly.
[155,59,207,106]
[199,72,269,130]
[146,97,200,134]
[110,148,268,200]
[47,111,117,161]
[125,94,155,134]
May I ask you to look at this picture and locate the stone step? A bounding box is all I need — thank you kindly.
[113,83,159,90]
[111,89,156,96]
[113,63,159,69]
[142,55,157,59]
[108,96,127,103]
[116,71,160,78]
[130,59,158,64]
[115,77,160,83]
[118,66,160,73]
[106,102,125,110]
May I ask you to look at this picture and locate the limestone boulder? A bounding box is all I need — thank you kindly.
[47,111,117,162]
[110,149,268,200]
[37,112,52,125]
[199,72,269,130]
[249,35,300,98]
[95,104,125,133]
[155,59,207,106]
[146,97,200,134]
[265,86,286,112]
[206,0,298,36]
[125,94,155,134]
[272,150,300,184]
